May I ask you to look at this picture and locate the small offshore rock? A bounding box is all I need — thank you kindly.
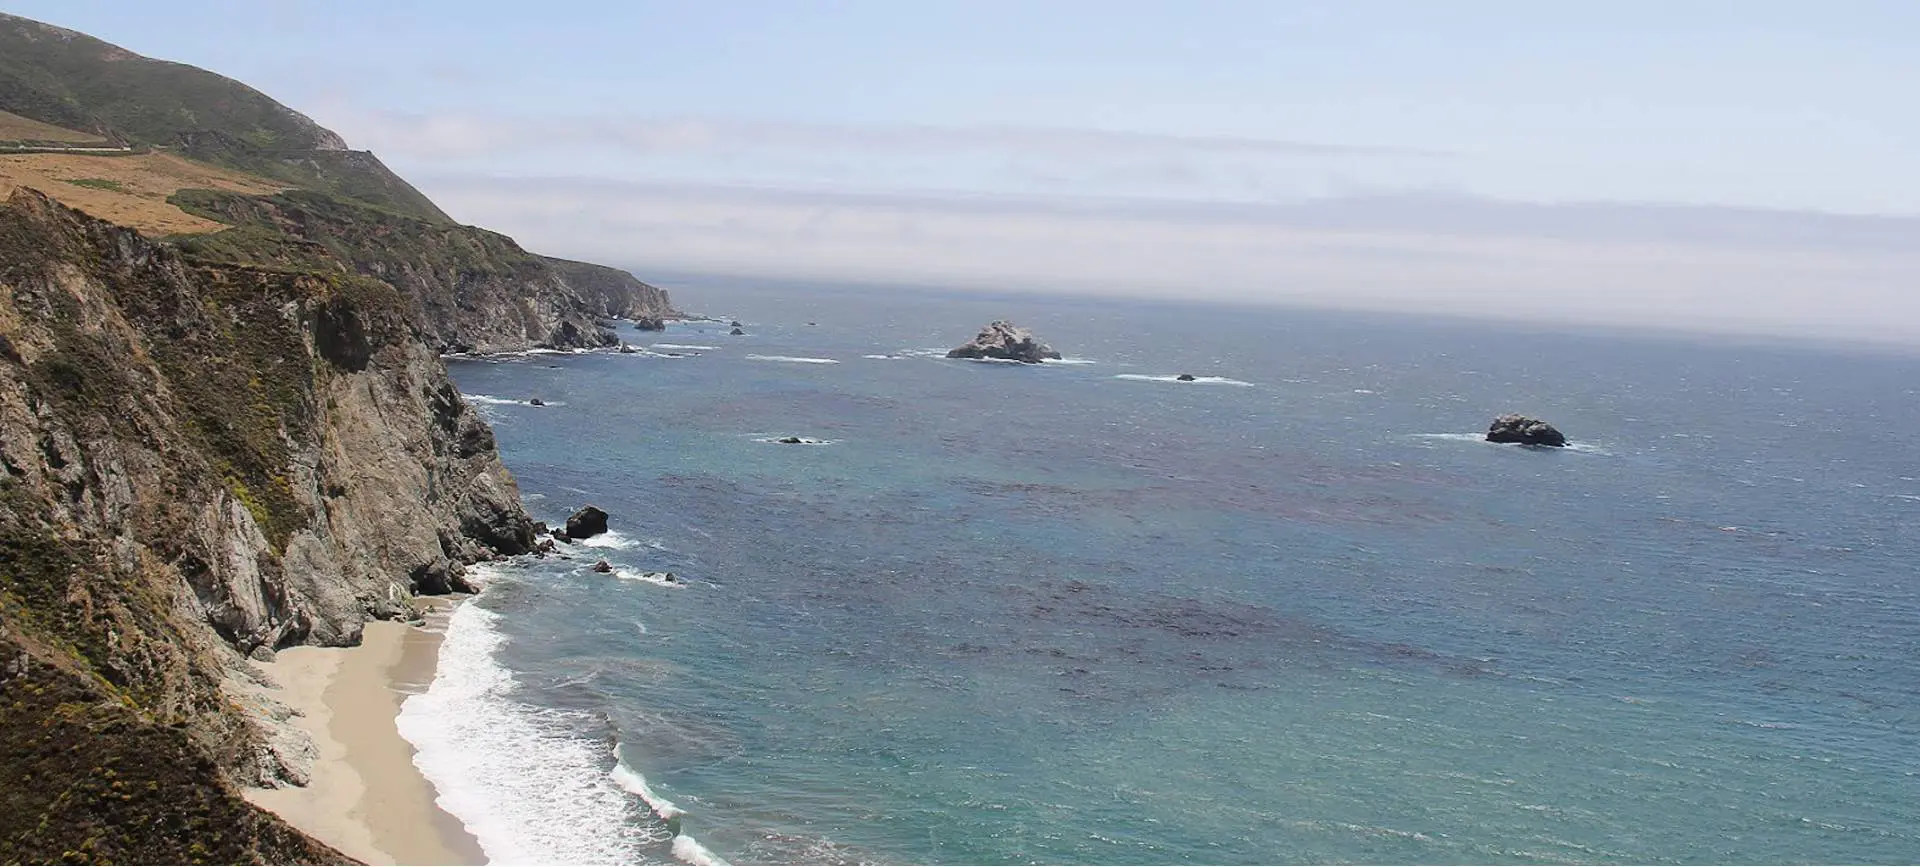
[729,320,743,327]
[777,436,805,444]
[946,320,1063,364]
[634,316,666,331]
[618,343,637,354]
[565,505,610,539]
[534,538,557,556]
[729,327,746,336]
[591,559,614,574]
[1175,373,1197,382]
[529,397,545,406]
[1486,414,1568,447]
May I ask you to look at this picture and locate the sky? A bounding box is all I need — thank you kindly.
[10,0,1920,342]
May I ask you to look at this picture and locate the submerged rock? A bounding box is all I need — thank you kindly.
[1486,414,1568,447]
[946,320,1062,364]
[565,505,610,539]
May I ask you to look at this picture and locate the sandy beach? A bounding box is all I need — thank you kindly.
[244,603,486,865]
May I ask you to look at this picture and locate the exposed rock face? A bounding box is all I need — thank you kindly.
[946,320,1063,364]
[0,189,537,862]
[168,189,675,354]
[1486,414,1569,447]
[565,505,610,540]
[540,257,676,324]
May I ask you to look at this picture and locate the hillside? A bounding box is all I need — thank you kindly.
[0,11,676,351]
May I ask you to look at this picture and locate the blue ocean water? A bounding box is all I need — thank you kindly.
[410,282,1920,865]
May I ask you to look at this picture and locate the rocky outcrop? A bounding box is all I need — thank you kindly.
[946,320,1063,364]
[1486,414,1568,447]
[565,505,610,540]
[0,189,537,863]
[168,189,674,354]
[541,257,676,324]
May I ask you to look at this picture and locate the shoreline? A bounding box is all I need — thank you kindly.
[243,601,487,865]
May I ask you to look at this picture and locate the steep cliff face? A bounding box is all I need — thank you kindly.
[170,188,676,353]
[542,255,678,322]
[0,188,536,863]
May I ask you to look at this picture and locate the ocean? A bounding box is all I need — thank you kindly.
[403,281,1920,865]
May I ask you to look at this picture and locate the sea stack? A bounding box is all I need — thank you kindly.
[946,320,1062,364]
[565,505,611,539]
[1486,414,1568,447]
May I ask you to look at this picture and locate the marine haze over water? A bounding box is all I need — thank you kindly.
[414,281,1920,865]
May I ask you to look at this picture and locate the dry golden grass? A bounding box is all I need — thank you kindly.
[0,109,103,143]
[0,151,283,235]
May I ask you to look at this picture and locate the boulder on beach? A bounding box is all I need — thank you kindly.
[1486,414,1568,447]
[565,505,610,539]
[945,320,1062,364]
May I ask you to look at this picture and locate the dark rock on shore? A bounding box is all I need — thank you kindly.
[1486,414,1568,447]
[946,320,1062,364]
[565,505,610,539]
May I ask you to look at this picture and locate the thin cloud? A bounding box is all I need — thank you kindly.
[406,173,1920,345]
[326,108,1458,162]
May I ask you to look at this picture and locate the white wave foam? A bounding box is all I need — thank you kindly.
[397,594,670,864]
[615,569,687,589]
[461,393,563,408]
[1045,357,1098,365]
[1113,374,1255,387]
[746,354,839,364]
[612,753,728,865]
[673,835,729,866]
[1411,433,1609,454]
[610,756,684,820]
[861,354,898,360]
[654,344,719,351]
[573,531,640,550]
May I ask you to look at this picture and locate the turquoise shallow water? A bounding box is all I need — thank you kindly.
[414,282,1920,865]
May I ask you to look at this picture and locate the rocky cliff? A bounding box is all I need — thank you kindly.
[0,188,538,863]
[168,188,675,353]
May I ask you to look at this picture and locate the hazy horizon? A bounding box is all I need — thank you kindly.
[12,0,1919,343]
